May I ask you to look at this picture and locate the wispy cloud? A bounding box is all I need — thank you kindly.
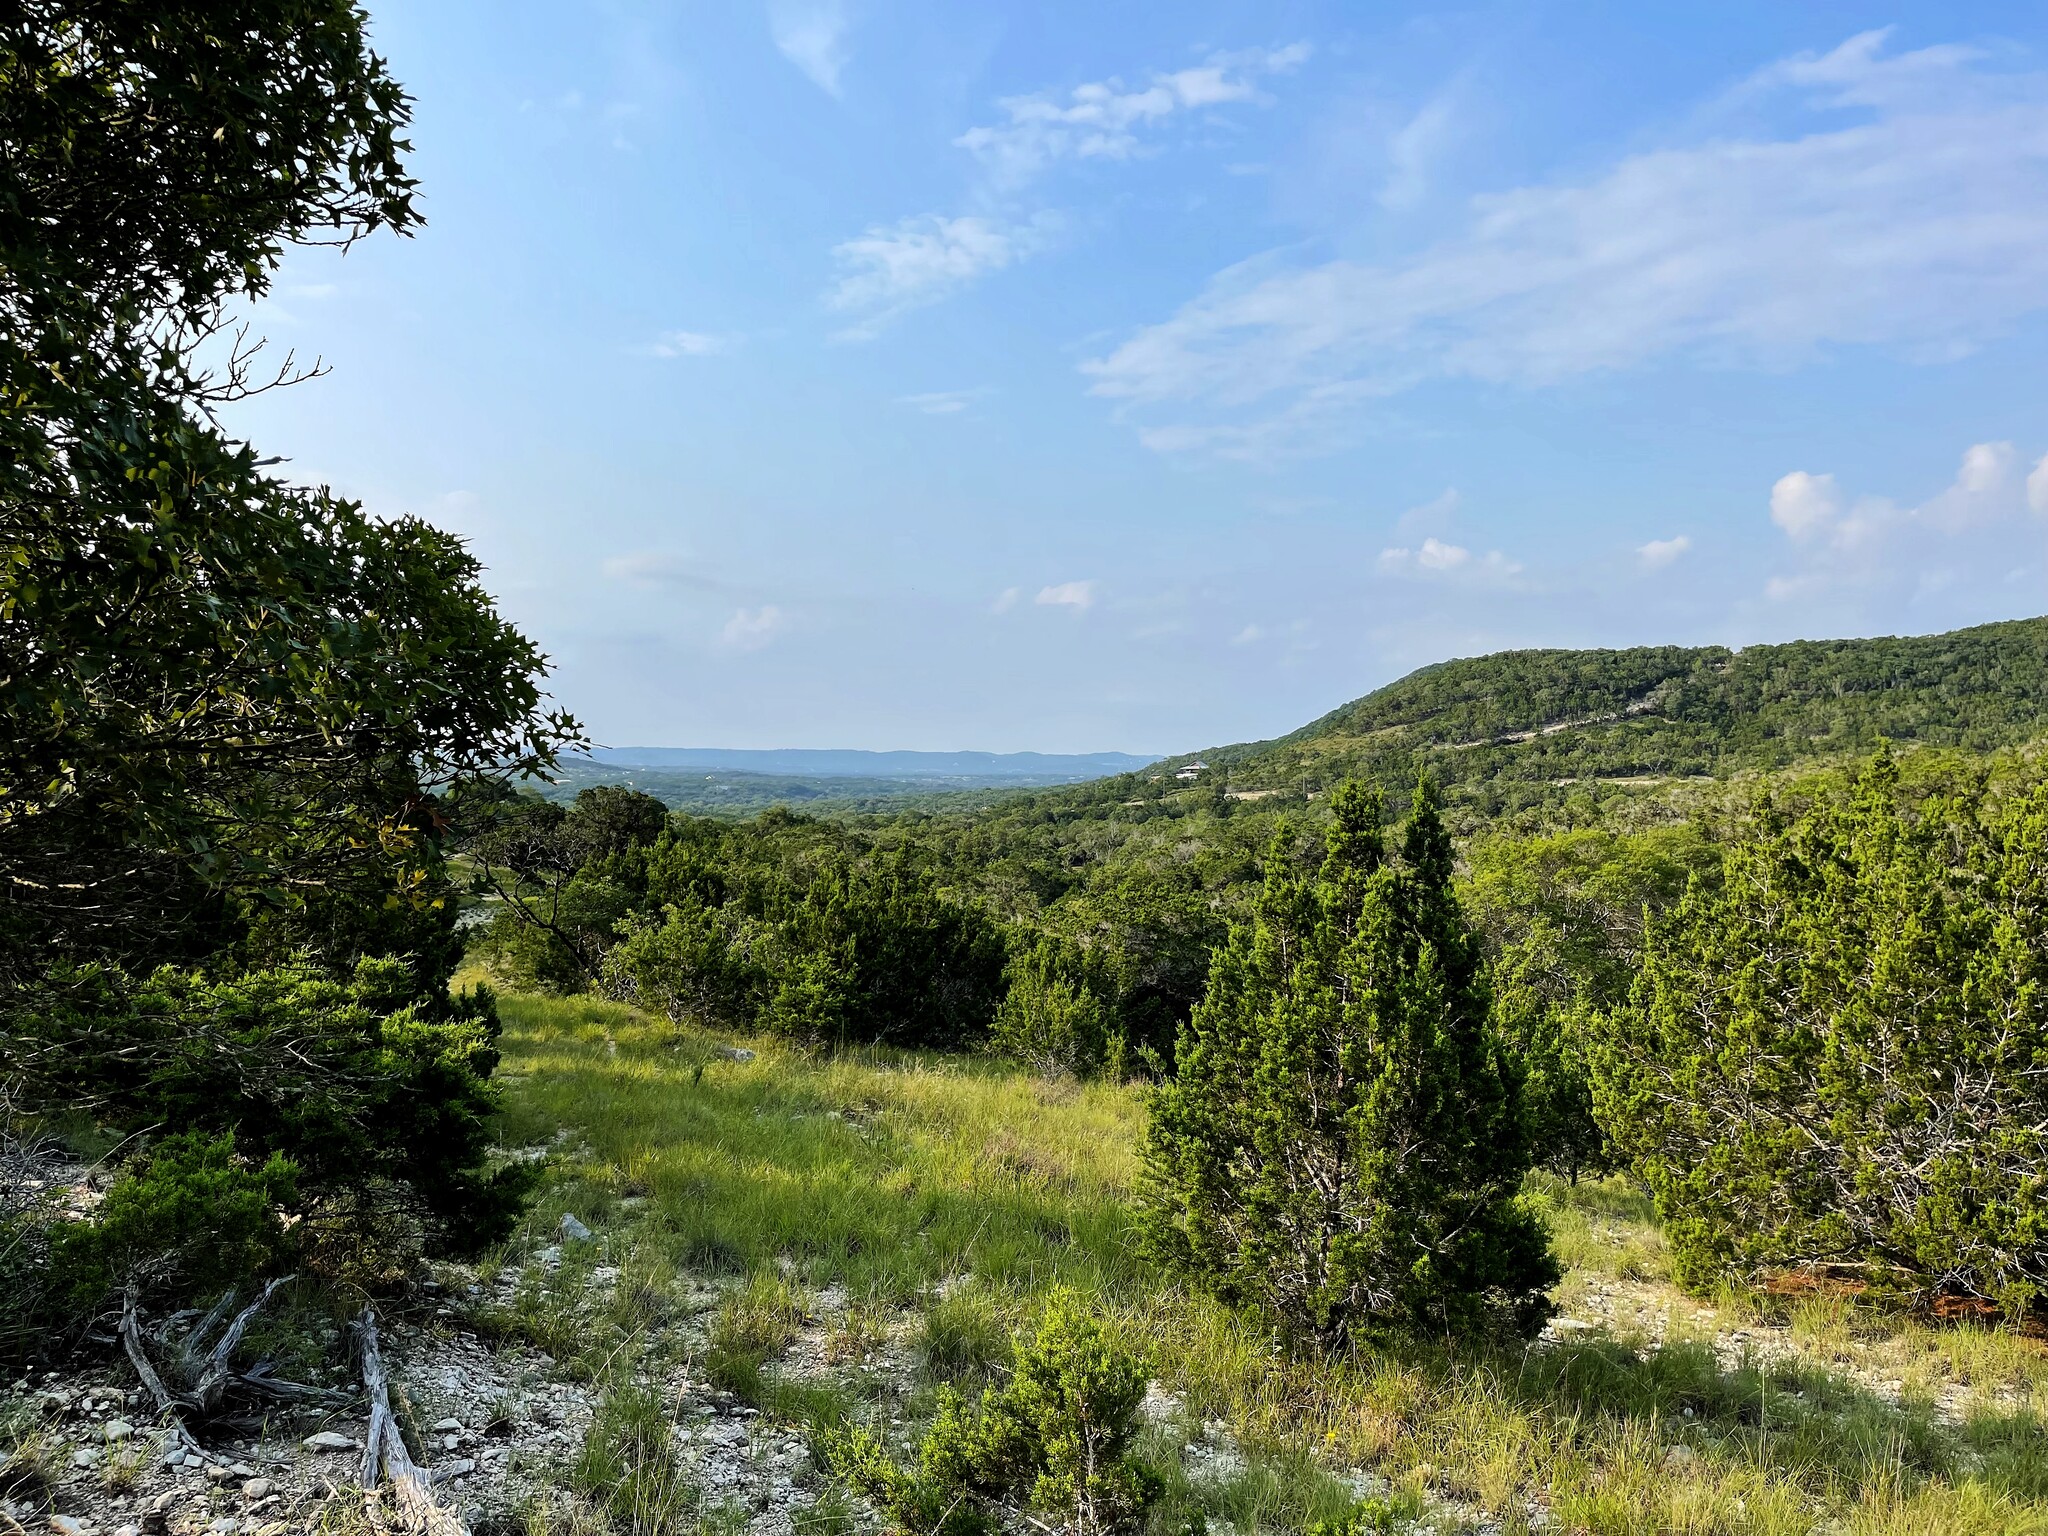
[1087,32,2048,458]
[829,215,1054,336]
[603,551,736,593]
[992,586,1022,613]
[720,604,787,651]
[955,44,1310,190]
[828,43,1308,334]
[642,330,735,358]
[899,388,991,416]
[1378,79,1464,212]
[1036,580,1097,610]
[1638,535,1692,569]
[770,1,849,96]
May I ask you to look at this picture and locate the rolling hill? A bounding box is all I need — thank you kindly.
[1164,616,2048,814]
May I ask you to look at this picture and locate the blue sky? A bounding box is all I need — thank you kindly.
[228,1,2048,753]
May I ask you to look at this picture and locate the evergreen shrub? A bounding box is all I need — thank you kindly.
[990,938,1114,1077]
[1143,778,1557,1348]
[12,958,531,1257]
[1592,748,2048,1311]
[828,1288,1158,1536]
[50,1131,298,1310]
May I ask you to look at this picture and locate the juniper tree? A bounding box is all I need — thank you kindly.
[1142,778,1557,1348]
[1591,747,2048,1311]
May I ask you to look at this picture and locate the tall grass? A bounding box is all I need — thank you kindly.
[490,990,2048,1536]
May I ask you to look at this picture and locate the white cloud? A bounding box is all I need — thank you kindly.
[720,605,786,651]
[1772,443,2029,555]
[899,388,989,415]
[1086,32,2048,456]
[2030,452,2048,515]
[1637,535,1692,569]
[955,44,1309,190]
[1417,536,1469,571]
[992,586,1021,613]
[1917,440,2019,532]
[828,215,1051,335]
[644,330,732,358]
[1378,539,1521,580]
[1770,471,1842,539]
[1232,623,1265,644]
[1036,580,1097,610]
[770,1,849,96]
[1764,440,2048,603]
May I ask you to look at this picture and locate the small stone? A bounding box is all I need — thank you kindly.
[114,1527,140,1536]
[210,1520,242,1535]
[559,1213,593,1242]
[47,1518,93,1536]
[716,1045,755,1061]
[161,1448,185,1467]
[104,1420,135,1443]
[71,1447,103,1468]
[429,1418,464,1433]
[225,1463,257,1479]
[302,1431,356,1452]
[240,1479,271,1501]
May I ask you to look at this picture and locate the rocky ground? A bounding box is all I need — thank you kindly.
[9,1205,2035,1536]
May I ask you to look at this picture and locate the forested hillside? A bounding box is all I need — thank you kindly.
[1176,617,2048,817]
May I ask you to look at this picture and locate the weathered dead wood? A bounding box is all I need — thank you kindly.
[121,1278,339,1453]
[188,1276,291,1412]
[355,1306,469,1536]
[120,1290,203,1459]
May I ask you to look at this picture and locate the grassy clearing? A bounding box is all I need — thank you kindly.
[487,989,2048,1535]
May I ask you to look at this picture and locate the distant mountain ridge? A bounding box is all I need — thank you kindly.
[581,747,1159,779]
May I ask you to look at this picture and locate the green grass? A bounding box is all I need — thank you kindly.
[488,989,2048,1536]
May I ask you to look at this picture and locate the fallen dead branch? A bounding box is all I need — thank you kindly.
[355,1305,469,1536]
[121,1278,341,1454]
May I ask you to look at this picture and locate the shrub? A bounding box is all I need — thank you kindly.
[11,958,531,1256]
[1591,748,2048,1311]
[605,899,761,1027]
[601,843,1007,1049]
[829,1288,1158,1536]
[991,941,1112,1078]
[1143,778,1558,1348]
[50,1131,298,1310]
[1493,947,1614,1185]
